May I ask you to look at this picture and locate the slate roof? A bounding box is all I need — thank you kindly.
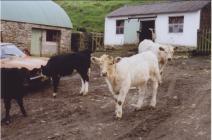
[107,1,210,18]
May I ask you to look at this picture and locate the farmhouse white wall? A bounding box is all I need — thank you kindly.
[155,11,200,47]
[105,11,201,47]
[104,17,125,46]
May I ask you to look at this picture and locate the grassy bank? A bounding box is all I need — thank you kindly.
[55,0,159,32]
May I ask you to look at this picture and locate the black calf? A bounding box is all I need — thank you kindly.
[41,49,91,97]
[1,68,27,124]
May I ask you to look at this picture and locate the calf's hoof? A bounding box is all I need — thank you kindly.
[79,92,87,96]
[23,112,27,117]
[148,105,156,110]
[79,90,84,95]
[131,104,142,111]
[150,101,156,108]
[115,111,122,119]
[114,114,122,120]
[1,118,11,125]
[5,120,11,125]
[82,92,88,96]
[52,93,57,98]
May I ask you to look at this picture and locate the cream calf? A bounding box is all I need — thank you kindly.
[138,39,177,74]
[91,52,161,119]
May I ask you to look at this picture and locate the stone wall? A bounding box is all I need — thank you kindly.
[1,20,71,55]
[1,20,31,50]
[60,28,71,53]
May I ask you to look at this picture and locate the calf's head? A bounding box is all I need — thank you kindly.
[158,45,177,62]
[91,54,121,77]
[41,65,50,76]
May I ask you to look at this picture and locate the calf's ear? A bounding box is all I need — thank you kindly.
[159,46,165,51]
[114,57,122,63]
[91,57,99,64]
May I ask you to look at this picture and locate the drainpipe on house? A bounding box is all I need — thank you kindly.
[136,29,142,45]
[57,32,61,54]
[39,35,42,57]
[1,30,3,42]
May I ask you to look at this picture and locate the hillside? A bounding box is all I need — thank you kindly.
[55,0,159,33]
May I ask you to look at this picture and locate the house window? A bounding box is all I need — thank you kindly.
[169,16,184,33]
[46,30,60,42]
[116,20,124,34]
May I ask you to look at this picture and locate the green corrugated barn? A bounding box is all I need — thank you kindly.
[1,1,73,56]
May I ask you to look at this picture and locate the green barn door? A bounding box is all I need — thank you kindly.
[31,29,42,56]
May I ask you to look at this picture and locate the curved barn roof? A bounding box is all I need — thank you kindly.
[1,1,72,28]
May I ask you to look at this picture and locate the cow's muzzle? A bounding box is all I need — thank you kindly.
[102,72,107,77]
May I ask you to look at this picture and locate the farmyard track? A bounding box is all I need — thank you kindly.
[1,56,210,140]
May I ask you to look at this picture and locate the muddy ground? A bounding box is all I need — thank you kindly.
[1,54,211,140]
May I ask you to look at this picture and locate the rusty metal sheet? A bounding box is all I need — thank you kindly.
[0,56,49,71]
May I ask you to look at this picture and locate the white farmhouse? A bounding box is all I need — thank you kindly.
[104,1,210,47]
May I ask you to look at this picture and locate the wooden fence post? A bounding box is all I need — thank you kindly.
[197,28,211,55]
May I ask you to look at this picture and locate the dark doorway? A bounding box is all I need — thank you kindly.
[138,20,155,43]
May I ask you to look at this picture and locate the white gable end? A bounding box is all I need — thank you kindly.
[155,11,201,47]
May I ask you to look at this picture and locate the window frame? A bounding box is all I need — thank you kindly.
[168,16,184,33]
[46,30,60,42]
[116,20,124,34]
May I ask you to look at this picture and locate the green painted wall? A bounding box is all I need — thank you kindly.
[124,19,140,44]
[31,29,42,56]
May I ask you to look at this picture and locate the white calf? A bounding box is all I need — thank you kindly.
[91,52,161,118]
[138,39,176,74]
[149,28,156,42]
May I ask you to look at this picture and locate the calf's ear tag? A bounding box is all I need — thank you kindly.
[174,47,178,51]
[115,57,122,63]
[159,47,165,51]
[91,57,98,63]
